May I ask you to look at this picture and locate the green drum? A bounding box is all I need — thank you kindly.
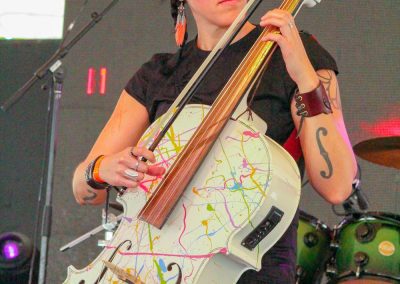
[332,212,400,283]
[296,210,332,284]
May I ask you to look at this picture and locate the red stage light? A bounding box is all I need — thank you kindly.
[86,67,96,96]
[360,118,400,137]
[99,67,107,95]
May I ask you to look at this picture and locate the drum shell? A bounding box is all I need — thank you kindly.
[297,211,331,284]
[333,212,400,283]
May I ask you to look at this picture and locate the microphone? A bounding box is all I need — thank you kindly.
[352,179,369,211]
[339,179,369,215]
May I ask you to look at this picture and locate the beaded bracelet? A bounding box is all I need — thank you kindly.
[85,155,109,190]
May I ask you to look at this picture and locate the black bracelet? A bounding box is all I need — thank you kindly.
[85,156,109,190]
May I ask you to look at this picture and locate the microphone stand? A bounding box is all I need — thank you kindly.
[0,1,120,283]
[37,67,64,284]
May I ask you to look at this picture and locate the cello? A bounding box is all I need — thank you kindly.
[64,0,320,282]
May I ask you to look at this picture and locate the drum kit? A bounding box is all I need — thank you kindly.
[296,136,400,284]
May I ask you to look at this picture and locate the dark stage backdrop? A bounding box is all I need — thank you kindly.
[0,40,60,242]
[3,0,399,283]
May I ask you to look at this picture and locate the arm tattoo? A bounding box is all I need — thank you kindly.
[318,71,341,110]
[83,188,98,203]
[316,127,333,179]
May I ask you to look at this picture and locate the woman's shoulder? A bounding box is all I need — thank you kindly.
[124,52,176,102]
[139,52,176,76]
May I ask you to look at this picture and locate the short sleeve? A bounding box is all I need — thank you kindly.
[124,53,174,113]
[124,62,150,107]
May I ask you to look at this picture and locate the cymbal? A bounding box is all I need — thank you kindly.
[353,136,400,169]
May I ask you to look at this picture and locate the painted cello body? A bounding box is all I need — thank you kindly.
[64,104,301,283]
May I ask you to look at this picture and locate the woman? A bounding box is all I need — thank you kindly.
[72,0,357,282]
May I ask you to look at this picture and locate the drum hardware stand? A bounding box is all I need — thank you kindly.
[314,219,325,232]
[330,225,340,249]
[325,225,339,281]
[325,262,337,281]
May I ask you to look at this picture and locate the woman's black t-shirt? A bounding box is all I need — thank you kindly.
[125,26,338,146]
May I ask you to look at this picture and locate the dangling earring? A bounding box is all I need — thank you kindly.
[175,0,186,47]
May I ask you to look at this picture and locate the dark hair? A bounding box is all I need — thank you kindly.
[170,0,180,26]
[162,0,188,75]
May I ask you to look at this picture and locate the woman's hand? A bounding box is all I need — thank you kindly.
[260,9,319,93]
[99,146,166,189]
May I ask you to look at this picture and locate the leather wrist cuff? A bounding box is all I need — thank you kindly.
[295,81,332,117]
[85,155,109,190]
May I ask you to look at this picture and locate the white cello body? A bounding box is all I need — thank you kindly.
[64,104,301,283]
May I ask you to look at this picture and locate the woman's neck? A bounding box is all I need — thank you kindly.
[196,21,255,51]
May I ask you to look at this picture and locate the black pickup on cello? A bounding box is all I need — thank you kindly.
[241,206,284,250]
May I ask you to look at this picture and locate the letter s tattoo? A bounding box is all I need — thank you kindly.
[316,127,333,179]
